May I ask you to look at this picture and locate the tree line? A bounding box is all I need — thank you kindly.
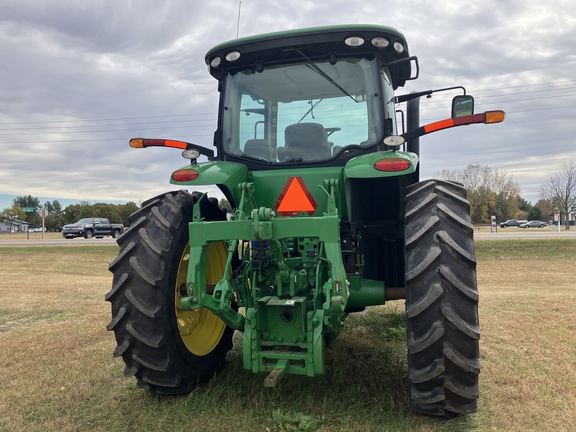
[0,195,139,232]
[436,162,576,229]
[2,161,575,231]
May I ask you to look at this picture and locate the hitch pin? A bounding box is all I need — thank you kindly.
[264,359,289,387]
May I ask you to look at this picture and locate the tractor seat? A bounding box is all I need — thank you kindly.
[277,123,332,162]
[243,139,273,161]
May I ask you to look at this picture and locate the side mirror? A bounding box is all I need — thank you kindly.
[452,95,474,118]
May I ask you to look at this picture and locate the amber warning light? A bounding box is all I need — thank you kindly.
[401,110,506,142]
[130,138,188,149]
[129,138,215,161]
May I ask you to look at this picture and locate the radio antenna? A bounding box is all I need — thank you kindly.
[236,1,242,38]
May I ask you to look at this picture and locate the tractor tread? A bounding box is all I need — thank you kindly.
[442,305,480,339]
[405,215,440,247]
[405,245,441,281]
[105,272,129,303]
[125,288,160,319]
[406,283,442,318]
[439,266,479,302]
[405,179,480,417]
[105,190,234,395]
[106,305,126,331]
[407,321,444,354]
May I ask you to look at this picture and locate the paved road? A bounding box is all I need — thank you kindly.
[474,229,576,240]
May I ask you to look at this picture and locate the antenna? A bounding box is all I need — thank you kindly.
[236,1,242,38]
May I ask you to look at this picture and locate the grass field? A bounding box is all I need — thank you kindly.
[0,240,575,431]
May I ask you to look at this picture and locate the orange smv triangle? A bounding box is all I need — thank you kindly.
[275,177,317,216]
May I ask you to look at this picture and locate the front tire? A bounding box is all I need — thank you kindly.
[404,180,480,417]
[105,190,234,394]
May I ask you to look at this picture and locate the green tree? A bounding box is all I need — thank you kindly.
[12,195,41,227]
[62,201,138,226]
[44,200,64,214]
[118,201,139,227]
[44,200,65,231]
[0,205,26,230]
[12,195,41,210]
[519,198,541,221]
[63,201,93,224]
[91,203,123,223]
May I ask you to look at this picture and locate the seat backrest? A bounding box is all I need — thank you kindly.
[280,123,331,161]
[243,139,272,161]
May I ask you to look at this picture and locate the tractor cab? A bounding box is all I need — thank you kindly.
[205,25,416,169]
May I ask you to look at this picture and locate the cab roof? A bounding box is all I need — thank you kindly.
[205,24,414,89]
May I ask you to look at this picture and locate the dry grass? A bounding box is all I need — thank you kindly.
[0,247,120,432]
[475,240,576,431]
[0,241,575,431]
[0,232,64,241]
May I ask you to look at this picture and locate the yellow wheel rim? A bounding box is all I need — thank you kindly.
[175,242,228,356]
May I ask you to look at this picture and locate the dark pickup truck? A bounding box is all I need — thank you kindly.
[62,217,124,239]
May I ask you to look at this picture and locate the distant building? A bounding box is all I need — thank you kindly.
[0,219,29,233]
[551,198,576,226]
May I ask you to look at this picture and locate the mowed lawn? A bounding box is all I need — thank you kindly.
[0,240,574,432]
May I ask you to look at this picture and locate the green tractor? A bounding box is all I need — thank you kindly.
[106,24,504,417]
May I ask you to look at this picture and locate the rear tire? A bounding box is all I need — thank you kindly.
[105,190,234,394]
[404,179,480,417]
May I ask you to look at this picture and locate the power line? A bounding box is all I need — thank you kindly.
[0,79,574,141]
[0,118,217,132]
[0,134,214,145]
[467,79,576,94]
[0,122,216,136]
[0,112,215,126]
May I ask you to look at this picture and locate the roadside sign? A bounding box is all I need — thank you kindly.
[23,207,35,212]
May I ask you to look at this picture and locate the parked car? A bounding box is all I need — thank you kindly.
[519,220,547,228]
[499,219,528,228]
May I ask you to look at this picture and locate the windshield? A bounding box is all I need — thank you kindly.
[221,56,390,164]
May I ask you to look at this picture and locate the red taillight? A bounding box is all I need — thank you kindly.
[172,169,199,182]
[374,158,411,172]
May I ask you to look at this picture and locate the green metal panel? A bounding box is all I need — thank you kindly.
[170,161,248,206]
[206,24,407,55]
[250,167,346,218]
[181,174,348,362]
[343,150,419,180]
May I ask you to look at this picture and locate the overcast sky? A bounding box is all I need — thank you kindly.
[1,0,575,211]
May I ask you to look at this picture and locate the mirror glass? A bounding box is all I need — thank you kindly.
[452,95,474,117]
